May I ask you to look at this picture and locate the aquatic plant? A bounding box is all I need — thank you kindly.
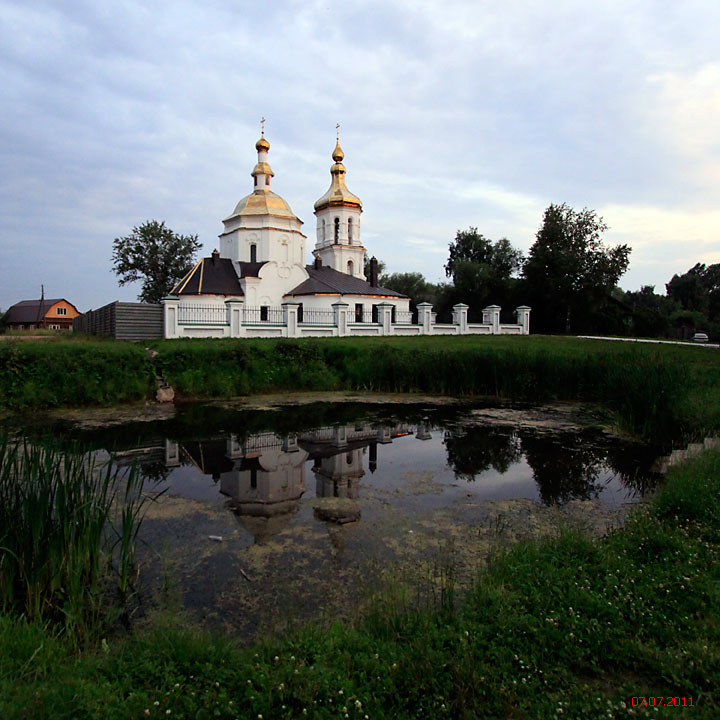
[0,437,152,640]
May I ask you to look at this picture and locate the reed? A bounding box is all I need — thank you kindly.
[0,438,151,641]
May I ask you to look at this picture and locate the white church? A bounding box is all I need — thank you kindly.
[161,129,530,339]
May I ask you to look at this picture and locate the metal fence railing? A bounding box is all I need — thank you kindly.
[178,304,228,325]
[243,306,284,324]
[299,309,335,325]
[351,310,375,323]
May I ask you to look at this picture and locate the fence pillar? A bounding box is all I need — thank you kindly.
[516,305,531,335]
[452,303,469,334]
[332,301,349,336]
[482,305,501,334]
[161,296,180,339]
[225,297,244,337]
[376,302,394,335]
[282,301,300,338]
[417,302,433,335]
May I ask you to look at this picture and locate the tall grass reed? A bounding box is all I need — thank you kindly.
[0,437,153,642]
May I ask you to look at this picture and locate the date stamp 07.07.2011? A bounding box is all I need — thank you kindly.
[631,697,694,708]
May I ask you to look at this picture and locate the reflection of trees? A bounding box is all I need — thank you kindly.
[519,431,607,505]
[444,427,522,480]
[138,460,172,485]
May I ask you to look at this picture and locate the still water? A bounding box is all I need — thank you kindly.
[11,399,662,634]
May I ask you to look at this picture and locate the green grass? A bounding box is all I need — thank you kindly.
[0,439,154,643]
[1,447,718,719]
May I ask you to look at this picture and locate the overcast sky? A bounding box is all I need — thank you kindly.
[2,0,719,312]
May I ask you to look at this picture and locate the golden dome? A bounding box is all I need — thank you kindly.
[332,140,344,163]
[255,133,270,152]
[314,141,362,211]
[225,190,300,221]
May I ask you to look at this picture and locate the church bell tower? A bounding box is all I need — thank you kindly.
[313,130,365,278]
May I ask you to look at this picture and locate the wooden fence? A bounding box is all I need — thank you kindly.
[74,302,163,341]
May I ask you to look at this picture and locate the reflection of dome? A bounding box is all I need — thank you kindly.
[229,499,299,543]
[228,191,299,220]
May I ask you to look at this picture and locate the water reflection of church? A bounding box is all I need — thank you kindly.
[164,423,416,542]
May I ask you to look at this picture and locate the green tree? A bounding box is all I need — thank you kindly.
[523,204,630,334]
[444,228,523,284]
[111,220,201,304]
[379,272,437,306]
[363,255,386,279]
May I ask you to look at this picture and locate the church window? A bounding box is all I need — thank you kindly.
[348,218,353,243]
[260,306,268,321]
[355,304,363,322]
[334,217,340,244]
[250,244,257,263]
[371,305,379,323]
[347,260,353,275]
[265,175,270,185]
[297,303,304,323]
[346,451,353,465]
[254,176,257,187]
[322,219,326,240]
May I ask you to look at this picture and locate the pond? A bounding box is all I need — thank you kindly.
[7,397,663,637]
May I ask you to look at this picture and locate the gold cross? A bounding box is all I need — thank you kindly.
[336,123,340,140]
[261,117,266,135]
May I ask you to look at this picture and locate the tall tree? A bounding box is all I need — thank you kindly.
[112,220,201,304]
[444,228,523,283]
[523,204,630,334]
[380,272,437,306]
[442,228,524,317]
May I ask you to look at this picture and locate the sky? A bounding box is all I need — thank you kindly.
[2,0,719,312]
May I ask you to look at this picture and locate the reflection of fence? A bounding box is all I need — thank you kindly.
[300,309,335,325]
[243,306,284,324]
[178,304,227,325]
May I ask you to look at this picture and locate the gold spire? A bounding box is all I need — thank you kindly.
[314,132,362,211]
[255,116,270,152]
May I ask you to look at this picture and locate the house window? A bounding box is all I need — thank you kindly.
[250,244,257,263]
[334,217,340,244]
[260,306,268,321]
[57,307,67,316]
[355,303,363,322]
[297,303,304,323]
[347,260,353,275]
[348,218,353,243]
[391,306,396,323]
[50,324,61,330]
[371,305,379,323]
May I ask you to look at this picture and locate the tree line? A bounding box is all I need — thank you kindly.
[108,207,717,340]
[378,203,717,339]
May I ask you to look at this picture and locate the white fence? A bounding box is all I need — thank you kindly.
[162,299,531,340]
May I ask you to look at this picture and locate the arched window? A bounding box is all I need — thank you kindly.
[347,260,354,275]
[254,176,257,187]
[265,175,270,185]
[334,217,340,244]
[250,244,257,263]
[348,218,353,243]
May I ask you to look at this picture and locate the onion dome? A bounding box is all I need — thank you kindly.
[314,139,362,211]
[255,132,270,152]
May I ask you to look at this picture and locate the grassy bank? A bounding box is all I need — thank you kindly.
[1,446,718,719]
[3,335,720,442]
